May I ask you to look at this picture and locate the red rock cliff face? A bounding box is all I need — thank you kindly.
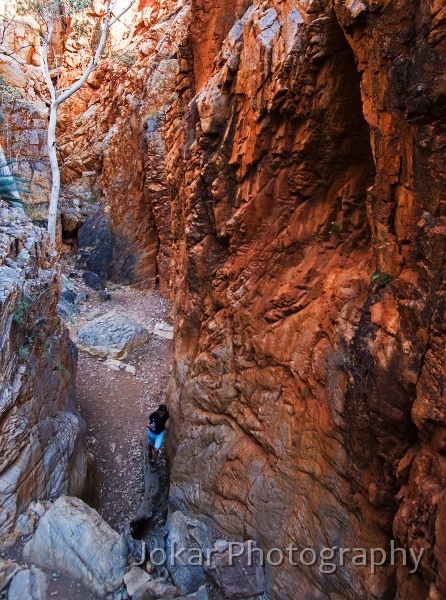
[57,1,189,292]
[189,0,252,89]
[165,0,446,598]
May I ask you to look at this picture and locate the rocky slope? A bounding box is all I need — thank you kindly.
[0,202,87,545]
[165,0,446,598]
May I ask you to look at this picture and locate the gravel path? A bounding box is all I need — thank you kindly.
[65,270,173,533]
[1,266,174,600]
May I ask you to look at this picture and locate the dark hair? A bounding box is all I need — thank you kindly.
[158,404,168,412]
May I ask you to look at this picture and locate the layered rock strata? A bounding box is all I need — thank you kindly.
[0,202,87,544]
[165,0,446,598]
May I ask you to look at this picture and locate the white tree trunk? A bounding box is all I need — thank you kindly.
[47,101,60,245]
[36,0,136,246]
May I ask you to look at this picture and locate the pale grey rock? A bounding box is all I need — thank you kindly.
[13,500,49,538]
[123,566,152,597]
[153,322,174,340]
[166,511,212,595]
[132,578,180,600]
[77,311,149,359]
[104,359,136,375]
[23,496,129,597]
[74,290,89,305]
[0,558,20,593]
[345,0,367,18]
[213,540,229,554]
[7,568,48,600]
[14,512,36,537]
[186,585,208,600]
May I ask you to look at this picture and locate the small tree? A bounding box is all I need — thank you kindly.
[2,0,135,244]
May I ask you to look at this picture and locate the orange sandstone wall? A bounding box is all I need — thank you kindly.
[165,0,446,598]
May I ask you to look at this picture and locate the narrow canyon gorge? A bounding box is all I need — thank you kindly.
[0,0,445,599]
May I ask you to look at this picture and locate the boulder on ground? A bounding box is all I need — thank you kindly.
[61,207,85,236]
[61,289,76,304]
[166,511,212,595]
[83,271,105,290]
[58,277,78,319]
[153,322,174,340]
[123,566,152,597]
[132,578,180,600]
[7,568,48,600]
[75,290,89,305]
[23,496,129,598]
[204,541,264,598]
[104,359,136,375]
[77,311,149,359]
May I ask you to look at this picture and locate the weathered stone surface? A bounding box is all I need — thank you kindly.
[0,558,20,593]
[123,566,152,597]
[76,212,113,279]
[56,2,190,293]
[132,578,181,600]
[74,290,89,305]
[185,586,208,600]
[23,496,129,597]
[7,568,48,600]
[153,322,174,340]
[2,0,445,598]
[0,202,87,545]
[60,289,76,304]
[77,311,149,359]
[104,359,136,375]
[164,0,446,598]
[205,542,264,598]
[166,511,213,595]
[132,460,160,526]
[82,271,105,290]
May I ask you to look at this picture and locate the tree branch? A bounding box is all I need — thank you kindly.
[109,0,136,27]
[40,21,56,103]
[55,0,136,106]
[0,48,26,65]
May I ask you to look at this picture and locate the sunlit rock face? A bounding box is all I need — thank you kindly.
[0,18,51,218]
[0,1,187,291]
[165,0,446,597]
[56,0,189,293]
[0,203,87,545]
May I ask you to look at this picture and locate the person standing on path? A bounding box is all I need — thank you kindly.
[147,404,169,463]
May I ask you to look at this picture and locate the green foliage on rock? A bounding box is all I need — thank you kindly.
[0,159,30,205]
[13,297,32,327]
[370,271,393,286]
[110,49,136,67]
[15,0,92,20]
[329,221,341,237]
